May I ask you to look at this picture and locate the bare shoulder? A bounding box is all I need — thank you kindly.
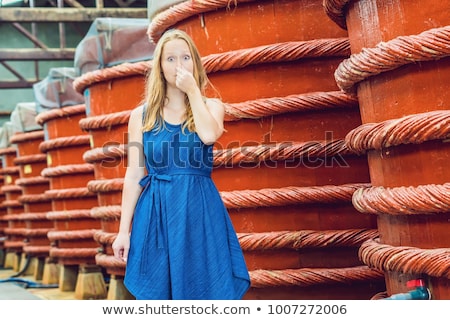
[129,105,145,125]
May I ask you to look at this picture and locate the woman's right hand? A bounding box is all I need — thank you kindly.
[112,233,130,262]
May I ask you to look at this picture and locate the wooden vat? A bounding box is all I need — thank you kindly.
[9,131,53,278]
[147,0,384,299]
[324,0,450,299]
[35,104,106,298]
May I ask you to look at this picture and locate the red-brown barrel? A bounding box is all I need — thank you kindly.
[324,0,450,299]
[147,0,384,299]
[9,129,53,275]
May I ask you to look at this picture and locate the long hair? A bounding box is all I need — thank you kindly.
[141,29,209,133]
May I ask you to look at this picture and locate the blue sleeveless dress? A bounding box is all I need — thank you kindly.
[124,119,251,300]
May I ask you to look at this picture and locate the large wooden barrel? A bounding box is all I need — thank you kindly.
[73,18,155,299]
[0,144,24,270]
[36,104,104,297]
[147,0,384,300]
[324,0,450,299]
[9,130,53,277]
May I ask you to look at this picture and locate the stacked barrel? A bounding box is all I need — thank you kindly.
[323,0,450,299]
[73,18,154,299]
[34,67,105,299]
[146,0,384,299]
[0,121,24,271]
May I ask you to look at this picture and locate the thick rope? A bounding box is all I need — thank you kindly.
[15,176,49,186]
[335,26,450,92]
[23,245,51,255]
[35,104,86,125]
[249,265,384,288]
[221,183,369,208]
[359,238,450,279]
[0,166,20,175]
[47,229,99,241]
[78,110,131,131]
[0,147,17,156]
[224,91,358,121]
[148,0,258,43]
[238,229,378,251]
[203,39,350,72]
[213,139,351,167]
[6,212,48,221]
[352,183,450,215]
[41,163,94,178]
[87,178,124,193]
[46,209,92,220]
[73,61,150,94]
[18,193,51,204]
[83,145,127,164]
[39,135,91,153]
[44,187,96,200]
[9,130,44,144]
[90,205,121,220]
[322,0,350,30]
[13,154,47,165]
[345,110,450,154]
[50,247,98,258]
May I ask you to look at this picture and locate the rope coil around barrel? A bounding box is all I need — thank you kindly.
[87,178,124,193]
[46,209,92,220]
[359,238,450,279]
[224,91,358,121]
[21,228,52,237]
[39,135,91,153]
[1,201,22,208]
[41,163,94,178]
[202,38,350,72]
[9,130,44,144]
[322,0,350,30]
[0,166,20,175]
[73,61,150,94]
[345,110,450,154]
[83,145,127,164]
[18,193,51,204]
[0,147,17,156]
[213,139,352,167]
[238,229,378,251]
[221,183,369,208]
[15,176,49,186]
[90,205,121,220]
[23,245,51,255]
[249,265,384,288]
[50,248,99,258]
[35,104,86,125]
[47,229,98,241]
[148,0,258,42]
[95,252,125,269]
[1,184,22,193]
[7,212,48,221]
[352,183,450,215]
[44,187,96,200]
[13,154,47,165]
[78,110,131,131]
[335,26,450,92]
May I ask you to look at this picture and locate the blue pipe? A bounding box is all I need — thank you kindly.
[384,279,431,300]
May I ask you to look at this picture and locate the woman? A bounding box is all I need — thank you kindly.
[112,29,251,300]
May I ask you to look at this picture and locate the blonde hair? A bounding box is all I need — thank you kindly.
[142,29,210,133]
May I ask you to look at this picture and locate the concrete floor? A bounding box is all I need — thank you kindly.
[0,267,75,300]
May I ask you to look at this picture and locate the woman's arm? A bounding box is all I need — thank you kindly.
[176,66,225,145]
[112,105,146,261]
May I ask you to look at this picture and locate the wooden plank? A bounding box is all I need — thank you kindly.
[0,48,75,60]
[0,80,39,89]
[0,8,148,22]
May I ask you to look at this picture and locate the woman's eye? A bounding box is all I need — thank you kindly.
[184,55,191,60]
[167,57,174,62]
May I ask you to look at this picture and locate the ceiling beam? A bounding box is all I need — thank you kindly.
[0,48,75,60]
[0,8,148,22]
[0,80,39,89]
